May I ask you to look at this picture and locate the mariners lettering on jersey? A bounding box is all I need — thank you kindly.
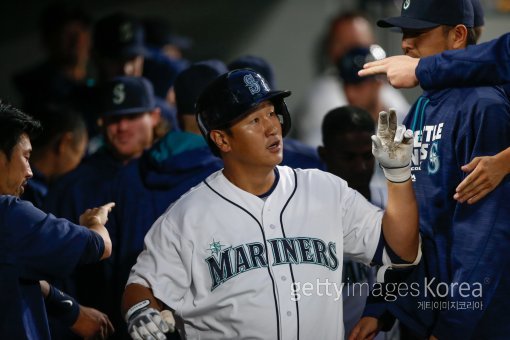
[410,123,444,178]
[205,237,338,291]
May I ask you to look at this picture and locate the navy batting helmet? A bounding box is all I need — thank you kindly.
[196,69,291,156]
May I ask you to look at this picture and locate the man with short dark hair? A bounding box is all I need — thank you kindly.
[0,101,114,339]
[353,0,510,338]
[121,69,420,339]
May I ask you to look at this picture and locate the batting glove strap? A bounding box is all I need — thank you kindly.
[380,163,412,183]
[127,306,172,340]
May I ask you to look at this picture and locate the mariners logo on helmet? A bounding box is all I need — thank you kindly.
[243,74,270,95]
[196,69,292,156]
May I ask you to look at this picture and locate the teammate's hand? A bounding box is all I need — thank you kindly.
[454,150,510,204]
[71,305,114,340]
[348,316,382,340]
[127,307,175,340]
[358,55,420,89]
[79,202,116,227]
[372,109,413,183]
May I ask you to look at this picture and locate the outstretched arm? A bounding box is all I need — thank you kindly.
[372,110,419,262]
[79,202,115,260]
[359,32,510,90]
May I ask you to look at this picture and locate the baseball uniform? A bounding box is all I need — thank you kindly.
[128,165,397,339]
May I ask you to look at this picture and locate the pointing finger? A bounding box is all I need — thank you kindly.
[358,64,387,77]
[101,202,116,211]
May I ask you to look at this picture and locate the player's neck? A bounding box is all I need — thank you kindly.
[222,164,276,196]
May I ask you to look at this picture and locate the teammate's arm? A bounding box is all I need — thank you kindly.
[41,281,114,339]
[372,110,419,263]
[79,202,115,260]
[358,32,510,89]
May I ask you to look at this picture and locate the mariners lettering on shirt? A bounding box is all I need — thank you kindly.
[205,237,338,291]
[410,122,444,177]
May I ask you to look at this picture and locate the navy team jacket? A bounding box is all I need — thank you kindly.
[0,196,103,339]
[367,84,510,339]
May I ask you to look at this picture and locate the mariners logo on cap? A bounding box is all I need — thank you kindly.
[403,0,411,10]
[119,22,134,43]
[113,83,126,104]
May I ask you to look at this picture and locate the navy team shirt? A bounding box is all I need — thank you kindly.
[393,84,510,338]
[0,196,104,339]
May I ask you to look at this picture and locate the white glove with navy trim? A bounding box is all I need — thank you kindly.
[126,300,175,340]
[372,108,414,183]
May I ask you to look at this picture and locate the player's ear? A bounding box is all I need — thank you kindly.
[210,130,231,153]
[449,24,468,49]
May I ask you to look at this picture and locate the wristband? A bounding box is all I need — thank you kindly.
[44,285,80,326]
[380,164,411,183]
[125,299,150,322]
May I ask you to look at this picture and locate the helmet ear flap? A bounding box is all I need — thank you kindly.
[196,112,222,157]
[273,99,291,137]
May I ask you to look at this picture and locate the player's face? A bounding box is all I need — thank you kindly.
[0,133,33,197]
[401,26,450,58]
[58,132,88,176]
[328,17,374,63]
[123,56,144,77]
[103,110,159,163]
[319,131,374,192]
[223,101,283,168]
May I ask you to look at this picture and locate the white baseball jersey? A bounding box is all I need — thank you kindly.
[128,166,393,339]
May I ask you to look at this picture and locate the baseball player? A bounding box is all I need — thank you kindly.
[353,0,510,338]
[0,101,114,339]
[121,69,420,339]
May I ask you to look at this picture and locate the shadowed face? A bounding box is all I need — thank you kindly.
[0,134,33,197]
[320,131,374,191]
[401,26,450,58]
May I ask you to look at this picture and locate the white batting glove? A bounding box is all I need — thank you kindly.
[126,301,175,340]
[372,108,414,183]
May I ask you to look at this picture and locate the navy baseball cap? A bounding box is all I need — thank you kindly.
[472,0,484,27]
[337,45,386,84]
[143,53,189,98]
[101,76,156,116]
[174,60,228,115]
[94,12,148,59]
[377,0,474,30]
